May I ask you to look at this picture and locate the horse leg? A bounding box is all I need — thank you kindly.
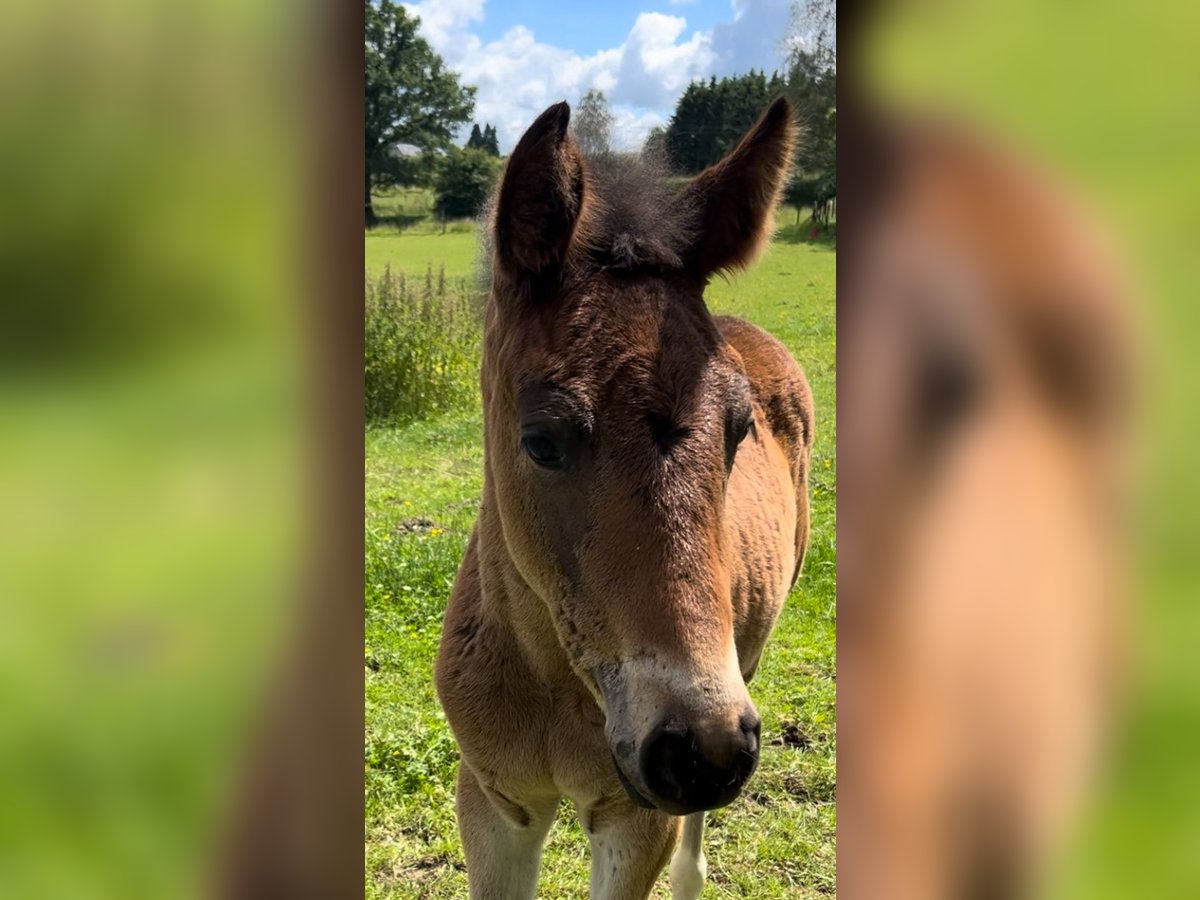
[668,812,707,900]
[584,803,678,900]
[455,763,558,900]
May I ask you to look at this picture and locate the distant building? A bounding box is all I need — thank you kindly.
[387,142,423,160]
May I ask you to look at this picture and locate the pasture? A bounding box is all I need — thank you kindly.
[366,228,477,283]
[365,212,836,897]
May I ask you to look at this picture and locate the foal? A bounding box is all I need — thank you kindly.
[436,98,812,899]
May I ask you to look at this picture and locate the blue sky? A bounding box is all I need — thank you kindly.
[401,0,798,152]
[473,0,732,57]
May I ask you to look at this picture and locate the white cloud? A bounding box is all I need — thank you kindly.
[402,0,790,153]
[611,14,713,110]
[401,0,484,47]
[708,0,792,78]
[442,25,627,151]
[609,106,668,151]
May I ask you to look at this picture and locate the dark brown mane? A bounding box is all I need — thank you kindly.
[478,149,699,290]
[573,151,699,274]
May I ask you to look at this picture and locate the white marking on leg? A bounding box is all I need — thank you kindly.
[583,801,677,900]
[457,767,557,900]
[669,812,707,900]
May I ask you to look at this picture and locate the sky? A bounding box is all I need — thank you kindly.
[401,0,797,153]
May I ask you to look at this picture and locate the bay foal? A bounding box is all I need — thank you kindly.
[435,98,813,899]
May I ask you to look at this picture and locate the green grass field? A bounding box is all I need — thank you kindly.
[365,214,836,897]
[366,188,479,282]
[366,228,478,284]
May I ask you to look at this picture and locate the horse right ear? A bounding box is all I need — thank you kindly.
[676,98,796,278]
[494,102,587,277]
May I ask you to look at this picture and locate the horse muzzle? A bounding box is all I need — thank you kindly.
[609,706,761,815]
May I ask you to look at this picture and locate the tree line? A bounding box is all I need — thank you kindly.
[648,59,834,226]
[465,124,500,156]
[365,0,835,228]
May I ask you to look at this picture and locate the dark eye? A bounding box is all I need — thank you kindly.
[733,412,753,444]
[521,431,566,469]
[724,407,754,469]
[913,338,981,451]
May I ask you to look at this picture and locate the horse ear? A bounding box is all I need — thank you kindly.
[678,98,797,278]
[494,102,587,276]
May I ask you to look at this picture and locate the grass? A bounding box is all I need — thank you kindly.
[366,229,479,284]
[367,187,480,280]
[365,214,836,898]
[372,187,434,219]
[363,204,829,284]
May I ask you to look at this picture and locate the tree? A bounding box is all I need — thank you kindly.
[781,2,836,230]
[785,162,835,227]
[482,124,500,157]
[664,72,779,173]
[433,148,501,221]
[658,54,834,226]
[466,122,500,156]
[788,0,835,73]
[365,0,475,226]
[642,125,667,161]
[781,47,835,228]
[572,89,614,157]
[783,50,835,173]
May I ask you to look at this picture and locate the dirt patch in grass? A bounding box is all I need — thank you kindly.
[783,773,836,804]
[396,516,442,535]
[746,789,776,807]
[772,721,812,751]
[379,852,464,890]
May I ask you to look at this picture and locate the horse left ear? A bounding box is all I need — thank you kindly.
[494,102,587,278]
[678,98,797,278]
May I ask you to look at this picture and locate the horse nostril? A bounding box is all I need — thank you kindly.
[640,717,760,814]
[641,726,691,805]
[740,710,762,751]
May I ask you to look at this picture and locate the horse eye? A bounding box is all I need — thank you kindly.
[725,408,754,469]
[910,338,983,469]
[734,413,753,444]
[521,431,566,469]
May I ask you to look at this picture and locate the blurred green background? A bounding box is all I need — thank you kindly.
[0,1,309,896]
[865,1,1200,896]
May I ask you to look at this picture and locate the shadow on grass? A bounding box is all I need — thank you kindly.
[775,215,837,248]
[367,212,429,231]
[366,215,477,237]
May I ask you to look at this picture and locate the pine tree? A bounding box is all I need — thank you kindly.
[482,124,500,156]
[664,71,792,174]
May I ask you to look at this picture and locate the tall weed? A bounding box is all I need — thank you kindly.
[364,264,481,422]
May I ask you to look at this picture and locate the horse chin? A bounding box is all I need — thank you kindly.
[611,752,656,809]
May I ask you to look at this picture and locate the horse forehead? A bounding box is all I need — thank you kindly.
[580,295,720,382]
[507,278,722,413]
[589,340,726,419]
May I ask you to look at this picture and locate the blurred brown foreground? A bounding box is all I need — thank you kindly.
[839,109,1136,899]
[837,0,1200,897]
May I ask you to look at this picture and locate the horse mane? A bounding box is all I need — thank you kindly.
[477,147,701,293]
[574,149,700,273]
